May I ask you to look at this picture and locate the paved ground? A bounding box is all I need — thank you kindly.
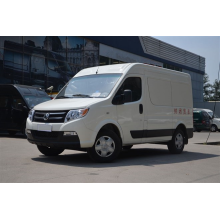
[0,131,219,183]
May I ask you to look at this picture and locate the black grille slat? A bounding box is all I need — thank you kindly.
[33,111,68,123]
[49,112,66,115]
[35,112,66,115]
[34,116,44,119]
[31,130,60,138]
[34,116,63,120]
[48,117,63,120]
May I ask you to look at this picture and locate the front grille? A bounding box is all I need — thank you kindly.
[31,130,60,138]
[33,111,68,123]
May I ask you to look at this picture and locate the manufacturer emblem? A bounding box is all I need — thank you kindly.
[43,113,50,121]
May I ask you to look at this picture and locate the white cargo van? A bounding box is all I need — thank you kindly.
[26,63,193,162]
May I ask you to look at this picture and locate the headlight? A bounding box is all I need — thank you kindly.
[28,109,35,122]
[64,108,89,123]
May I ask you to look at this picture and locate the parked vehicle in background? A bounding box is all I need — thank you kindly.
[193,109,211,132]
[26,63,193,162]
[200,109,220,132]
[0,84,51,136]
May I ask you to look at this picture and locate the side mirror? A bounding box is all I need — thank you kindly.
[124,90,132,103]
[112,94,124,105]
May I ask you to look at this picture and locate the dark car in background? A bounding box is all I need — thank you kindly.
[0,84,51,136]
[193,109,211,132]
[2,40,73,91]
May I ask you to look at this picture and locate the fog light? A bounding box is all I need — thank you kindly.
[26,129,31,134]
[63,131,77,136]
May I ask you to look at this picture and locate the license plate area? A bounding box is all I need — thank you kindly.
[37,124,52,132]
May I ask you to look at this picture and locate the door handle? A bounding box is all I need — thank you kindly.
[139,104,143,114]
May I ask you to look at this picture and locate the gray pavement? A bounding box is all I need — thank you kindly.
[0,131,219,183]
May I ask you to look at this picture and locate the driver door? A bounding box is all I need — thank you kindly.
[114,75,145,144]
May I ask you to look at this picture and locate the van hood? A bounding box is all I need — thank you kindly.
[33,98,103,111]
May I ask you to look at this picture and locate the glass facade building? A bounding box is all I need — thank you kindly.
[0,36,205,103]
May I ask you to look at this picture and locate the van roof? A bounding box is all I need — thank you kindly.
[75,63,191,78]
[75,63,132,77]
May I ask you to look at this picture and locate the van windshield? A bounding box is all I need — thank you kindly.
[56,74,122,99]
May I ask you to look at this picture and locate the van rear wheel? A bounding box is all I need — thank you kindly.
[37,145,64,156]
[87,130,122,162]
[167,129,185,154]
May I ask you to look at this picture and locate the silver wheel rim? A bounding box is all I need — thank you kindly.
[211,126,216,132]
[95,136,115,157]
[175,133,183,149]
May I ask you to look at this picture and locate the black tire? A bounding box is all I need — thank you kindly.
[21,125,27,138]
[87,129,122,162]
[196,129,201,132]
[8,130,17,136]
[123,145,133,150]
[167,129,185,154]
[211,125,217,132]
[37,145,64,156]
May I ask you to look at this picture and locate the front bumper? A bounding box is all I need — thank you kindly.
[26,117,97,148]
[27,130,82,150]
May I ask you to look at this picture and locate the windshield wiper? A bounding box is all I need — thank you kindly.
[72,94,92,98]
[56,96,71,99]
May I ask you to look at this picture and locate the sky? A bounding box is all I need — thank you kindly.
[153,36,220,84]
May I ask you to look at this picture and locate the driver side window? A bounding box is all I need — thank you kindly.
[115,77,142,103]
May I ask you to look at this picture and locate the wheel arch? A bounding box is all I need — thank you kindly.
[96,123,123,145]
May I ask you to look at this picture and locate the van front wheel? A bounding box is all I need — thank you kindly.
[87,130,122,162]
[167,129,185,154]
[37,145,64,156]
